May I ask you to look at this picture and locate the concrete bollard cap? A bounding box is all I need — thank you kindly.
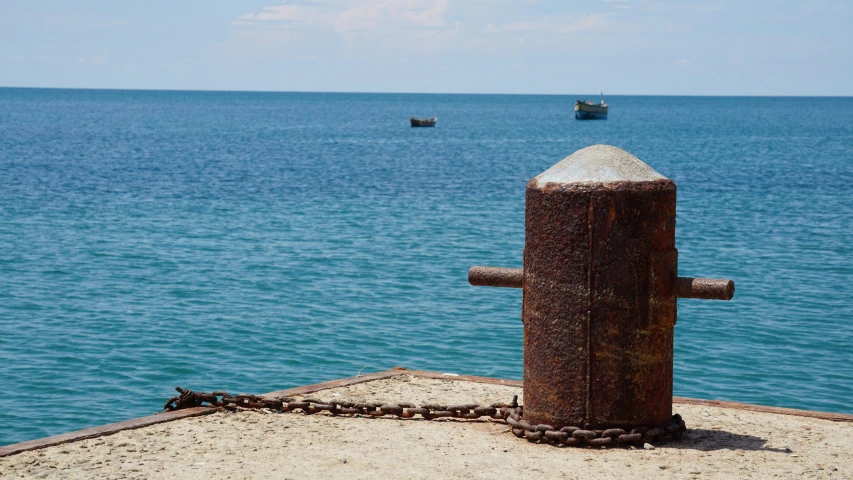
[534,144,666,187]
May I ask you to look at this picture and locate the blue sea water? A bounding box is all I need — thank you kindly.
[1,88,851,446]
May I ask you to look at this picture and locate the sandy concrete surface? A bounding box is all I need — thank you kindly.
[1,374,850,479]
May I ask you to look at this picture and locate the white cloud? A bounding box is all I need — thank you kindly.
[255,4,309,22]
[400,0,449,27]
[332,3,385,32]
[480,14,609,34]
[601,0,636,9]
[235,0,451,33]
[77,51,109,65]
[676,58,693,67]
[223,0,461,57]
[222,1,609,60]
[557,14,608,33]
[501,21,542,32]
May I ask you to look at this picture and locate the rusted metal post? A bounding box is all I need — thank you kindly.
[469,145,734,430]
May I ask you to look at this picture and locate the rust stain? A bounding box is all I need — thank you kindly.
[522,179,677,429]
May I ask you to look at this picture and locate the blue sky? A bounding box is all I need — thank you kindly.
[1,0,850,95]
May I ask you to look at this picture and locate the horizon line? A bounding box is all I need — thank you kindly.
[1,85,851,98]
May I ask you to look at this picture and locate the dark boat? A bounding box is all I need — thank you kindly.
[574,95,608,120]
[411,117,437,127]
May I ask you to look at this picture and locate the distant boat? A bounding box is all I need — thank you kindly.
[411,117,437,127]
[574,96,608,120]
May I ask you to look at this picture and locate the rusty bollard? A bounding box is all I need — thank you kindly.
[469,145,734,430]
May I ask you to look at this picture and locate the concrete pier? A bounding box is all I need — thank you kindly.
[2,369,852,479]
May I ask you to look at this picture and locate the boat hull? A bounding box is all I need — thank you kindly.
[411,117,437,127]
[574,110,608,120]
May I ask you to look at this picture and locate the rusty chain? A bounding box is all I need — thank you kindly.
[164,387,686,447]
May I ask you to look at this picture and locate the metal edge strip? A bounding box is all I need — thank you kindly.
[0,407,220,458]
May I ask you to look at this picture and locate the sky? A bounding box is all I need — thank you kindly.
[0,0,851,96]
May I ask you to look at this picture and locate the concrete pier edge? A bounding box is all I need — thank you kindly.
[2,367,851,458]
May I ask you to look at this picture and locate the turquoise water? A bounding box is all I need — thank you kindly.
[1,89,851,446]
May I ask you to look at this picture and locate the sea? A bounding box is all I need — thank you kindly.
[1,88,851,446]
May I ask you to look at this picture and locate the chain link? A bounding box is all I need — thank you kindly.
[164,387,686,447]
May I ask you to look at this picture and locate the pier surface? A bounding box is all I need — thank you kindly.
[1,370,851,479]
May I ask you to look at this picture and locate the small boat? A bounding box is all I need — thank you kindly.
[411,117,437,127]
[574,96,608,120]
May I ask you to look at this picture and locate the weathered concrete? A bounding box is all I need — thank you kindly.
[1,372,851,480]
[534,145,666,187]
